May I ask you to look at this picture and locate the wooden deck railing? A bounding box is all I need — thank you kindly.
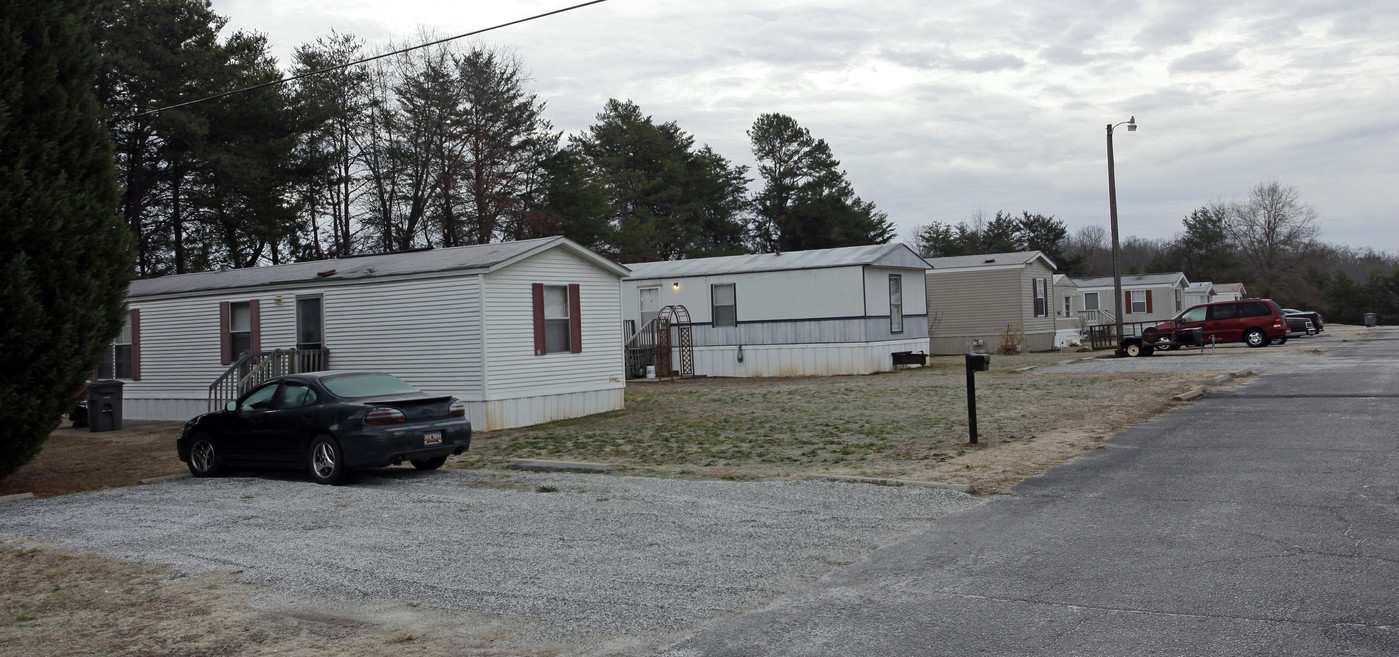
[208,347,330,412]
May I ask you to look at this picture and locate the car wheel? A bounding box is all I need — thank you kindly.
[308,435,349,485]
[1272,336,1288,345]
[187,434,224,478]
[1124,342,1143,357]
[411,456,448,470]
[1245,328,1268,348]
[1157,343,1176,351]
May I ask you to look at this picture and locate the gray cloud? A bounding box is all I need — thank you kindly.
[880,48,1027,72]
[1168,48,1243,74]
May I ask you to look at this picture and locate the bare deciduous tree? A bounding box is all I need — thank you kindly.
[1224,181,1321,298]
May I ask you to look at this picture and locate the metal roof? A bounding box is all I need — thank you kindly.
[622,243,930,280]
[128,237,630,298]
[1185,281,1215,293]
[1072,272,1189,289]
[923,251,1057,272]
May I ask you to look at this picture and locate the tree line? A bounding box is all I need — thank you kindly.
[912,181,1399,324]
[94,0,894,277]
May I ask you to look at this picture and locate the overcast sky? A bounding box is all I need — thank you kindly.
[210,0,1399,253]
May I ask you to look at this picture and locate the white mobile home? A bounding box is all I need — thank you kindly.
[1071,272,1190,326]
[1184,281,1216,308]
[621,243,931,377]
[923,251,1058,354]
[110,237,630,430]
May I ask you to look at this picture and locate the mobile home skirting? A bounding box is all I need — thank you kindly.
[686,338,931,377]
[121,387,625,432]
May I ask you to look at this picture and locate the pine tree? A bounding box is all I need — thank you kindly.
[747,113,894,252]
[0,0,132,478]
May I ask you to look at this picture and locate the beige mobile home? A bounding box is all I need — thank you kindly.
[923,251,1058,354]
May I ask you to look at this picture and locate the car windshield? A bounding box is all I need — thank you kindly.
[320,373,421,398]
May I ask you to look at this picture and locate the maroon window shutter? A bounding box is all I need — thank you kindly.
[1124,291,1132,315]
[568,283,582,354]
[1030,279,1038,317]
[249,299,261,352]
[130,309,141,381]
[219,301,232,365]
[1146,290,1154,314]
[531,283,546,356]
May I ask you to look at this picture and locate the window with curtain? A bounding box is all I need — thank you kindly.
[889,275,903,333]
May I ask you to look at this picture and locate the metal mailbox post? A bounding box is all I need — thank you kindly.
[964,353,990,444]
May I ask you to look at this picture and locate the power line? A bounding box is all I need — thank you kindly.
[129,0,611,119]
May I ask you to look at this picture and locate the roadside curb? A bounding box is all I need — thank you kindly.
[0,493,35,504]
[508,459,616,473]
[140,473,191,484]
[1172,388,1206,402]
[804,474,975,495]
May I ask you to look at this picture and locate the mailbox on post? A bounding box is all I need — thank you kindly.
[964,353,990,444]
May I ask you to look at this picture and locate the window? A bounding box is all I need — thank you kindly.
[97,311,138,380]
[276,382,318,409]
[220,299,260,365]
[712,283,736,328]
[639,287,659,328]
[1063,294,1073,318]
[238,381,279,411]
[1129,290,1148,314]
[532,283,581,355]
[1209,303,1239,320]
[1084,292,1099,311]
[1175,288,1182,313]
[543,286,571,353]
[889,275,903,333]
[296,296,323,349]
[1032,278,1048,317]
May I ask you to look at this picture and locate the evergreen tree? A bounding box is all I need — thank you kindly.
[576,99,747,261]
[747,113,893,252]
[0,0,132,478]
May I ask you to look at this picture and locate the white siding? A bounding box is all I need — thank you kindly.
[121,275,488,419]
[320,276,486,397]
[692,338,930,377]
[623,266,866,326]
[481,248,626,403]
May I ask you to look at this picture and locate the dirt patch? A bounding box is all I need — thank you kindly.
[0,541,562,657]
[0,423,186,498]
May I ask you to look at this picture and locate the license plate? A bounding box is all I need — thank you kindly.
[424,430,443,446]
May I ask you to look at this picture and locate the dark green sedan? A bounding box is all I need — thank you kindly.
[177,371,471,485]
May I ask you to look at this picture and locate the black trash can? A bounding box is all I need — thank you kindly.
[1365,313,1378,327]
[87,380,124,432]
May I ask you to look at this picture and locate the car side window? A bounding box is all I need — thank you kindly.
[1180,307,1206,323]
[1241,302,1270,318]
[276,382,318,409]
[239,382,279,411]
[1208,304,1238,321]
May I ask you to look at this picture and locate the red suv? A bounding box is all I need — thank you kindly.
[1147,299,1288,349]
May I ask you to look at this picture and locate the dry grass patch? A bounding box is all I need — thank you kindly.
[0,425,186,499]
[453,355,1220,494]
[0,542,563,657]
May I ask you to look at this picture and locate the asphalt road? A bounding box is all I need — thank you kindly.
[661,328,1399,656]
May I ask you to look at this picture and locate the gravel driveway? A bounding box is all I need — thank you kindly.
[0,468,979,655]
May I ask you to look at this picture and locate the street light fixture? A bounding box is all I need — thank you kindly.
[1107,115,1136,355]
